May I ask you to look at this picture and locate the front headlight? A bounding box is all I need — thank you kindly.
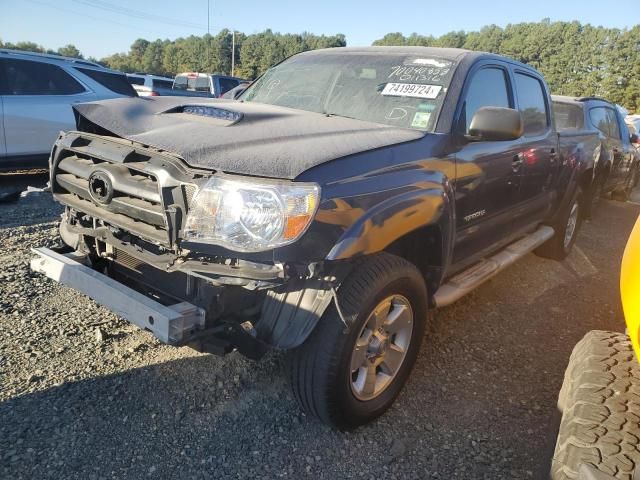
[182,175,320,252]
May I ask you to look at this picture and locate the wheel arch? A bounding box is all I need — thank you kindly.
[325,186,454,296]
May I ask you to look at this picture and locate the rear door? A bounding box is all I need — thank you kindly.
[512,70,558,222]
[1,58,93,160]
[453,62,524,263]
[605,107,630,187]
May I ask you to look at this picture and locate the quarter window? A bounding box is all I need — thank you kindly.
[1,58,85,95]
[515,73,548,136]
[461,67,511,133]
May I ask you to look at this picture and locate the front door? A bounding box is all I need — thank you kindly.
[453,63,523,264]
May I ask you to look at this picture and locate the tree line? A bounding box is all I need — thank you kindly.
[2,20,639,110]
[373,20,640,112]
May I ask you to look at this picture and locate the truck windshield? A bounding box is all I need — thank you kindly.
[241,53,457,131]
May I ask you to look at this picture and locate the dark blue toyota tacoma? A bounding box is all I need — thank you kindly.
[32,47,591,428]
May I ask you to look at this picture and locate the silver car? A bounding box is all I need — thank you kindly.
[0,49,137,170]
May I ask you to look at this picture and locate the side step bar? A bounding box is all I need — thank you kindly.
[433,225,554,308]
[30,247,206,344]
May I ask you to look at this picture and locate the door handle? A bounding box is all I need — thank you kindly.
[512,154,524,172]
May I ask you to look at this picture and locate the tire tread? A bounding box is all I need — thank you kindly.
[551,330,640,480]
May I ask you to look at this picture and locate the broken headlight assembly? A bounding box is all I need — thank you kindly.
[183,175,320,253]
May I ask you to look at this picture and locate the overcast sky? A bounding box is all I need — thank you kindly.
[1,0,637,59]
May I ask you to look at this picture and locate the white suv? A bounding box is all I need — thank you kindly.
[0,49,137,171]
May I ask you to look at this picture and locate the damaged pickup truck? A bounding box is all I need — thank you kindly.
[32,47,589,428]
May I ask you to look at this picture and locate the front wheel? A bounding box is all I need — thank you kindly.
[288,253,428,429]
[535,188,583,261]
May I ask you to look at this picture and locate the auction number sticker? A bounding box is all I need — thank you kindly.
[381,83,442,99]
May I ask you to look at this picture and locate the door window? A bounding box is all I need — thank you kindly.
[589,107,609,136]
[605,108,621,140]
[461,67,510,133]
[514,72,548,136]
[1,58,85,95]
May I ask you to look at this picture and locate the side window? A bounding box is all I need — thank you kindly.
[461,67,510,133]
[589,107,610,136]
[605,108,621,140]
[127,76,145,85]
[153,79,173,89]
[553,103,584,130]
[514,72,548,136]
[3,58,85,95]
[75,68,137,96]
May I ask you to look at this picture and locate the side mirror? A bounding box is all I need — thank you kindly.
[468,106,524,141]
[631,133,639,145]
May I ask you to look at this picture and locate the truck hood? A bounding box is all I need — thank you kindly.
[73,97,425,180]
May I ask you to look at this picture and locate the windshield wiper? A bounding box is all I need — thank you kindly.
[323,112,358,121]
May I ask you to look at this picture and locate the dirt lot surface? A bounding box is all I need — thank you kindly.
[1,173,639,479]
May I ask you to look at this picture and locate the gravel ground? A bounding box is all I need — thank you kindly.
[1,176,639,480]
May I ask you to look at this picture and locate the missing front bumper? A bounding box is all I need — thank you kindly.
[30,247,206,345]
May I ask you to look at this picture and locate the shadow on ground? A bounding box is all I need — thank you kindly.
[1,198,639,480]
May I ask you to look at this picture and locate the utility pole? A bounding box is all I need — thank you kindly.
[231,30,235,77]
[206,0,210,72]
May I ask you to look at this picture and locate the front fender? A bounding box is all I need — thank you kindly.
[326,183,454,261]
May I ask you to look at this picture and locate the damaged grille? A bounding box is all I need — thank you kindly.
[52,133,201,246]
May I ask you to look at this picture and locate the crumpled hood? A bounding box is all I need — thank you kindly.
[73,96,424,179]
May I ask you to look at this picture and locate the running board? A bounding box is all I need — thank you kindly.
[433,225,554,308]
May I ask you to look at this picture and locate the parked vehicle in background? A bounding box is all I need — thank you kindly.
[33,46,593,428]
[627,115,640,151]
[552,95,640,217]
[0,49,137,171]
[171,72,247,98]
[126,73,174,97]
[626,114,640,134]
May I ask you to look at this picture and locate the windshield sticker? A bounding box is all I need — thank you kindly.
[412,58,449,67]
[389,63,453,83]
[411,111,431,129]
[381,83,442,99]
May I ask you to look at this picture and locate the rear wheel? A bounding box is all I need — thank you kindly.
[535,188,582,261]
[613,165,639,202]
[583,175,603,220]
[288,253,428,429]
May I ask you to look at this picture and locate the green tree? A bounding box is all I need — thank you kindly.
[57,44,83,59]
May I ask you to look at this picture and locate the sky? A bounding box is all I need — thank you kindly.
[1,0,637,59]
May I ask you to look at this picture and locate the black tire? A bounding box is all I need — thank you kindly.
[288,253,428,429]
[551,331,640,480]
[613,165,639,202]
[583,175,603,220]
[535,187,583,261]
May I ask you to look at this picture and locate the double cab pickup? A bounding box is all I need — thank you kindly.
[32,47,594,427]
